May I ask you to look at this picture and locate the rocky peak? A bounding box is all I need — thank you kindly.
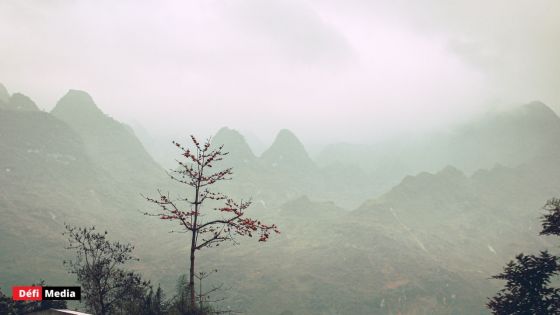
[212,127,256,166]
[260,129,314,169]
[51,90,105,122]
[9,93,39,111]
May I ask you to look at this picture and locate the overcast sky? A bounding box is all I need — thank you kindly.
[1,0,559,147]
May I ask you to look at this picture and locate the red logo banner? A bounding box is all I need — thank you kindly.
[12,286,42,301]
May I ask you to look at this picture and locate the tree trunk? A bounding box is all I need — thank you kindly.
[189,181,201,312]
[97,279,105,315]
[189,231,196,311]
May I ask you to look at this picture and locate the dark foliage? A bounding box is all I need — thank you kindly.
[63,224,149,315]
[541,198,560,236]
[143,285,168,315]
[487,251,560,314]
[488,198,560,314]
[114,283,168,315]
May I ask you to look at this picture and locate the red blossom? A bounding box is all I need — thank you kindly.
[145,135,280,309]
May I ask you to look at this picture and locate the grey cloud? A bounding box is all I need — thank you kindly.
[0,0,558,147]
[224,0,355,64]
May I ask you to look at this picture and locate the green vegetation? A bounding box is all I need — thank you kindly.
[3,84,560,313]
[487,199,560,314]
[63,225,150,315]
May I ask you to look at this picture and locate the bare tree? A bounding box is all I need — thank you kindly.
[144,136,279,311]
[63,225,149,315]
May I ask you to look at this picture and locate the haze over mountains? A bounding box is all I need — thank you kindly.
[1,82,560,314]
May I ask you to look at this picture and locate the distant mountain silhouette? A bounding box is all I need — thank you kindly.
[51,89,104,120]
[4,85,560,314]
[0,104,105,287]
[0,83,10,107]
[348,154,559,288]
[9,93,39,111]
[51,90,164,187]
[1,87,170,289]
[0,84,39,111]
[260,129,315,170]
[212,127,256,168]
[316,101,560,196]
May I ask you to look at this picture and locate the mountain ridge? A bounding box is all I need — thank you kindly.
[260,129,315,170]
[0,83,9,104]
[51,89,105,119]
[212,127,257,168]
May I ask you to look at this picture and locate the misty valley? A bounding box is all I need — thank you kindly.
[2,82,560,314]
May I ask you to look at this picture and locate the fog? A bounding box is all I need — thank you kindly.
[4,2,560,314]
[1,0,559,146]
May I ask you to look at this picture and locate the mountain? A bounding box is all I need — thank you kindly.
[0,83,9,107]
[51,90,165,188]
[50,89,105,120]
[219,103,560,313]
[4,86,560,314]
[260,129,315,170]
[201,194,488,314]
[336,156,560,313]
[316,102,560,197]
[374,165,473,218]
[0,105,106,287]
[147,155,559,314]
[137,126,376,208]
[0,89,171,289]
[9,93,39,111]
[211,127,256,168]
[198,128,326,208]
[426,101,560,173]
[0,84,39,111]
